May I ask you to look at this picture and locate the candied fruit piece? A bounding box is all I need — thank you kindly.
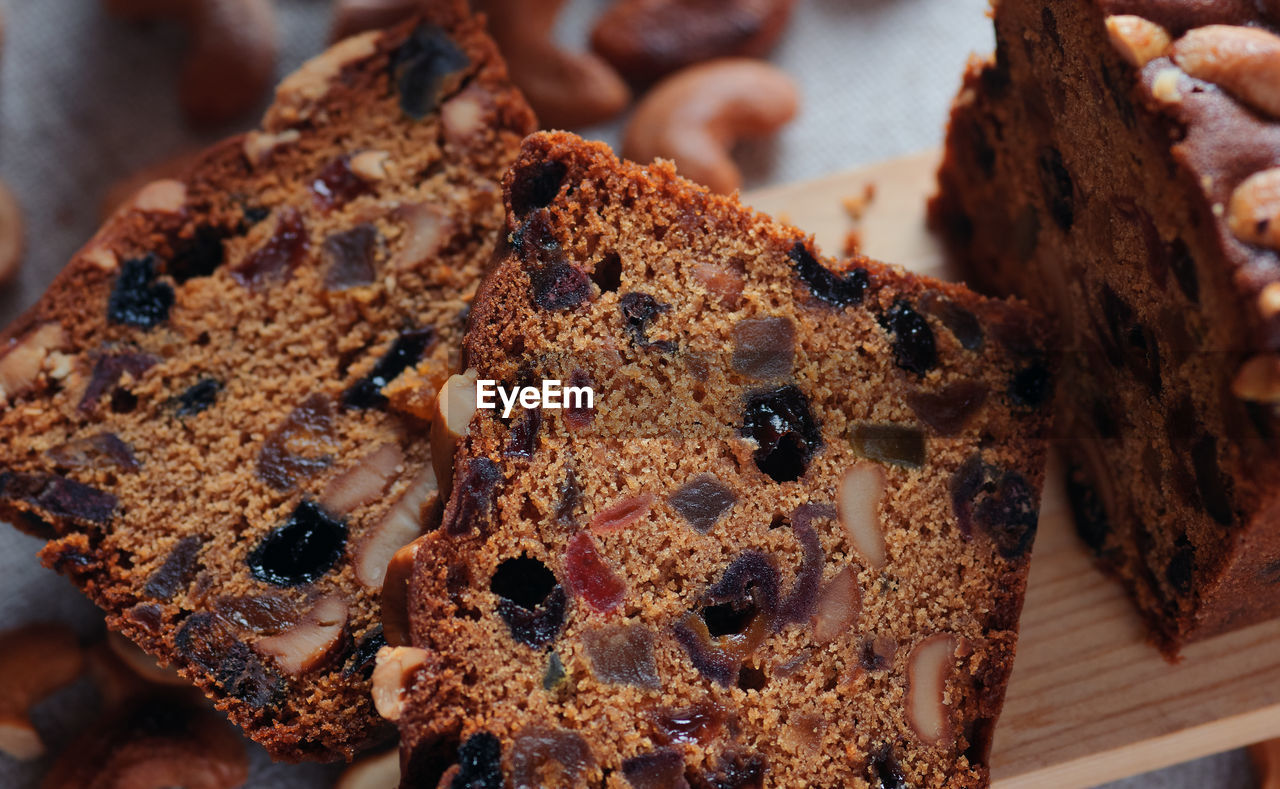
[452,731,503,789]
[543,652,566,690]
[174,613,282,708]
[231,208,309,290]
[622,748,687,789]
[850,423,925,468]
[583,623,660,689]
[731,317,795,379]
[143,536,203,601]
[906,382,987,435]
[390,23,470,119]
[564,532,626,614]
[651,702,726,745]
[0,470,116,525]
[510,159,568,217]
[881,300,937,376]
[442,457,504,536]
[491,555,567,648]
[322,223,382,289]
[554,469,582,526]
[787,242,867,307]
[1038,146,1074,231]
[693,261,744,309]
[620,292,675,352]
[45,432,139,472]
[257,394,335,491]
[741,384,822,483]
[107,255,174,329]
[565,369,596,428]
[175,378,220,417]
[510,727,595,787]
[311,157,373,211]
[169,224,231,283]
[589,492,654,534]
[343,327,437,410]
[246,500,348,587]
[922,294,984,352]
[669,473,736,533]
[213,594,301,635]
[80,350,159,413]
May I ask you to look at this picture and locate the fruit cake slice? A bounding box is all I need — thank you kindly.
[380,132,1053,787]
[930,0,1280,652]
[0,6,534,760]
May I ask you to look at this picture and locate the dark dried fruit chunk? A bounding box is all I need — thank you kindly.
[79,350,159,413]
[214,594,301,635]
[45,432,139,472]
[583,623,660,689]
[1010,361,1051,409]
[343,328,437,410]
[343,626,386,680]
[390,23,470,119]
[169,225,230,283]
[787,242,867,307]
[247,500,348,587]
[951,455,1038,559]
[732,317,795,379]
[532,260,593,310]
[622,748,687,789]
[741,385,822,483]
[564,532,626,614]
[868,745,907,789]
[144,536,203,600]
[859,634,897,672]
[652,702,726,745]
[311,157,373,211]
[543,651,567,690]
[442,457,503,536]
[923,294,984,351]
[906,382,988,435]
[881,300,937,376]
[231,208,309,289]
[565,369,596,428]
[510,159,568,217]
[778,504,830,625]
[1166,538,1195,595]
[510,727,595,788]
[706,551,781,630]
[257,393,335,491]
[850,423,925,468]
[672,614,740,687]
[491,555,567,648]
[503,408,542,459]
[694,752,765,789]
[1038,147,1074,231]
[452,731,503,789]
[1169,238,1199,304]
[108,255,174,329]
[322,223,381,289]
[1065,464,1110,554]
[175,378,220,417]
[1191,434,1234,526]
[174,613,281,708]
[669,473,736,533]
[0,470,116,524]
[620,292,675,351]
[554,468,582,526]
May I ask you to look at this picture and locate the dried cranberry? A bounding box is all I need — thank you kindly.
[0,471,116,524]
[311,157,373,211]
[564,532,625,614]
[622,748,687,789]
[143,536,203,600]
[731,317,795,379]
[669,473,736,533]
[509,727,595,787]
[1064,464,1110,554]
[510,159,568,217]
[850,423,925,468]
[107,255,174,329]
[231,208,308,289]
[390,23,470,119]
[343,328,437,410]
[247,500,348,587]
[565,369,595,428]
[741,385,822,483]
[881,300,937,376]
[174,613,281,708]
[169,225,231,283]
[257,394,335,491]
[491,555,567,648]
[787,242,867,307]
[452,731,503,789]
[322,224,381,289]
[1009,360,1051,409]
[175,378,220,417]
[906,382,987,435]
[79,350,159,413]
[1191,435,1234,526]
[583,623,659,689]
[1037,147,1074,231]
[442,458,503,536]
[620,292,675,352]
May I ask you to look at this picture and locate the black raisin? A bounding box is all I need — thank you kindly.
[669,473,736,533]
[974,470,1039,559]
[108,256,174,329]
[510,159,568,217]
[741,385,822,483]
[1065,464,1111,554]
[881,300,937,376]
[503,407,542,459]
[868,745,907,789]
[0,470,116,525]
[79,350,159,413]
[1166,538,1195,595]
[622,748,686,789]
[451,732,503,789]
[143,536,203,600]
[442,458,503,536]
[787,242,867,307]
[1191,434,1234,526]
[619,291,675,351]
[174,613,282,709]
[1038,147,1074,231]
[532,260,592,310]
[491,555,566,648]
[247,500,348,587]
[704,551,781,632]
[391,24,470,119]
[169,225,231,283]
[343,327,436,409]
[175,378,220,417]
[1168,238,1199,304]
[1009,361,1051,409]
[343,626,386,680]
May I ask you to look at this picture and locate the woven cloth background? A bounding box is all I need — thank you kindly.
[0,0,1256,785]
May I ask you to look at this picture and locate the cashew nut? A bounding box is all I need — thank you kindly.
[622,58,799,194]
[591,0,796,84]
[0,178,24,288]
[331,0,423,42]
[41,693,248,789]
[105,631,187,689]
[336,746,401,789]
[477,0,631,128]
[430,368,478,499]
[102,0,278,126]
[381,536,426,647]
[0,624,84,759]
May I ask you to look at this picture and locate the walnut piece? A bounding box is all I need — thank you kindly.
[0,322,67,407]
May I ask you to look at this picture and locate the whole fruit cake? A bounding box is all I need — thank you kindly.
[931,0,1280,652]
[380,132,1054,787]
[0,5,534,760]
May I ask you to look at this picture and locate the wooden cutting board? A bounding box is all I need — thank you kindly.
[745,150,1280,788]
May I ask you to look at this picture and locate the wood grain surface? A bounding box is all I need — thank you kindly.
[745,150,1280,788]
